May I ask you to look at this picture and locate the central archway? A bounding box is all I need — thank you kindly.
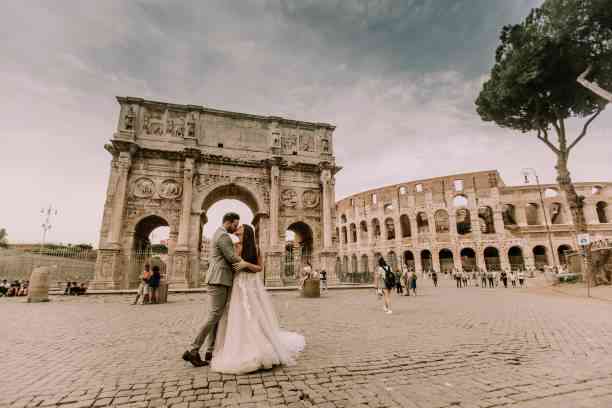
[283,221,314,285]
[197,183,262,287]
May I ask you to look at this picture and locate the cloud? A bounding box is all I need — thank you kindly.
[1,0,610,245]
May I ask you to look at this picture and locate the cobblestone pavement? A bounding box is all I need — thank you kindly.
[3,277,612,408]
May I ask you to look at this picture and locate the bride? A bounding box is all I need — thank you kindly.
[210,224,305,374]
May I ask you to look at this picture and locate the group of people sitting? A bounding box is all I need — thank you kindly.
[0,279,29,297]
[297,262,328,291]
[132,263,162,305]
[64,281,88,295]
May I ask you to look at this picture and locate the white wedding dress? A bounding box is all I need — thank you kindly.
[210,271,305,374]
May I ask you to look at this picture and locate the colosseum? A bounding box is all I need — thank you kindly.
[334,170,612,283]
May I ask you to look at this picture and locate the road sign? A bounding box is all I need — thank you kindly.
[577,233,590,246]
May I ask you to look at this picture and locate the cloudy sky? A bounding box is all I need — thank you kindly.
[2,0,611,245]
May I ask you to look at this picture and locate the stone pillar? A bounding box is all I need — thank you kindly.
[265,164,283,287]
[516,204,527,226]
[493,209,505,236]
[270,165,280,247]
[500,247,511,271]
[414,250,423,273]
[172,157,195,288]
[432,249,440,273]
[449,211,457,235]
[107,151,132,248]
[176,157,194,250]
[476,247,486,271]
[321,169,333,249]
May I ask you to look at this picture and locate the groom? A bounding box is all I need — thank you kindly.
[182,212,247,367]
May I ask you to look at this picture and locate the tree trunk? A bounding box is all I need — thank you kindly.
[555,154,605,284]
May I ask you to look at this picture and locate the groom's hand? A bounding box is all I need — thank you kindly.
[232,260,249,272]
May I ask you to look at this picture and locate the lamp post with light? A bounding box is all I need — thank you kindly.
[521,168,558,271]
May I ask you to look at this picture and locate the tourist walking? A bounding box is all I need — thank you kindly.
[518,270,525,287]
[375,257,394,314]
[480,269,487,288]
[431,270,438,287]
[487,270,494,288]
[395,268,403,295]
[320,269,328,292]
[454,268,462,288]
[402,269,410,296]
[462,271,469,288]
[510,270,517,287]
[410,271,417,295]
[148,265,161,303]
[132,264,152,305]
[500,270,508,288]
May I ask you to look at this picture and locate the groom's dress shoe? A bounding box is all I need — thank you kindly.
[204,351,213,363]
[182,350,207,367]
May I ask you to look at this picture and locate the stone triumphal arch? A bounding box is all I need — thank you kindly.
[91,97,339,289]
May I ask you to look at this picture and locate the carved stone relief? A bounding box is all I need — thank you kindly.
[160,179,182,199]
[142,109,164,136]
[282,135,298,153]
[166,112,186,138]
[281,189,298,208]
[123,106,135,131]
[133,177,155,198]
[300,132,315,152]
[302,190,320,208]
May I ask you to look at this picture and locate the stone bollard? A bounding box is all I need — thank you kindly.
[301,279,320,298]
[28,266,51,303]
[157,281,169,304]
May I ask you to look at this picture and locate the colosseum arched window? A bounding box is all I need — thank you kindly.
[502,204,517,227]
[385,218,396,240]
[400,214,411,238]
[416,212,429,234]
[434,210,449,233]
[420,250,432,271]
[478,206,495,234]
[349,223,357,242]
[508,246,525,271]
[341,226,348,244]
[340,214,347,223]
[550,202,564,224]
[453,195,471,235]
[372,218,381,240]
[403,250,415,270]
[359,220,368,241]
[460,248,476,271]
[596,202,609,223]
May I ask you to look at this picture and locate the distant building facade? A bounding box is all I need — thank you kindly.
[334,170,612,281]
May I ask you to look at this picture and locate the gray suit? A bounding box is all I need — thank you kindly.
[190,227,241,352]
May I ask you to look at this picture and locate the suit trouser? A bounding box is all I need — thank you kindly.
[190,284,230,352]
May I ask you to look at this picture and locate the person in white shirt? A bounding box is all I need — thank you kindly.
[510,270,517,288]
[517,270,525,287]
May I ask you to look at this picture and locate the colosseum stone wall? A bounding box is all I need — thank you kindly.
[334,170,612,282]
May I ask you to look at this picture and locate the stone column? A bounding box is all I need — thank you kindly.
[476,247,486,271]
[516,204,527,226]
[321,169,333,249]
[176,157,194,250]
[172,157,195,288]
[319,168,339,285]
[270,165,280,247]
[432,249,440,273]
[265,164,283,287]
[493,209,505,236]
[414,250,423,273]
[107,151,132,248]
[449,211,458,235]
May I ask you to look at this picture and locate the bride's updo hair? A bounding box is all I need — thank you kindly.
[241,224,258,265]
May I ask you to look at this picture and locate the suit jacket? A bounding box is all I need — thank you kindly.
[204,227,242,287]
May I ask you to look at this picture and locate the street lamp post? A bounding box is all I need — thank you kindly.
[40,205,58,253]
[521,168,558,271]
